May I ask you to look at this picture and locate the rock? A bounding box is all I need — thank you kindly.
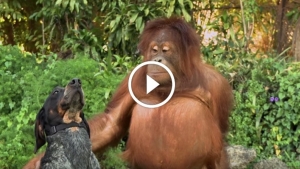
[227,145,256,169]
[253,158,288,169]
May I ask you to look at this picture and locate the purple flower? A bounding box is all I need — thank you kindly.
[270,96,279,103]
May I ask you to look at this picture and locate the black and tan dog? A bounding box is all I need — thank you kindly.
[34,78,100,169]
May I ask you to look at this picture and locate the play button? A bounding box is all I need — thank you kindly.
[146,75,159,94]
[128,61,175,108]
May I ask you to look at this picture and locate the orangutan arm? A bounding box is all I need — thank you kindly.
[90,76,134,152]
[89,89,134,153]
[22,153,43,169]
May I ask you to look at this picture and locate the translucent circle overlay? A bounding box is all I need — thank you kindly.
[128,61,175,108]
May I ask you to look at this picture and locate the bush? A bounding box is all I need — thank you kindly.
[202,44,300,168]
[0,46,40,168]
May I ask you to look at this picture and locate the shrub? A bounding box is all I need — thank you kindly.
[203,45,300,168]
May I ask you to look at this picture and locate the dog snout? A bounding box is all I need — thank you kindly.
[69,78,81,87]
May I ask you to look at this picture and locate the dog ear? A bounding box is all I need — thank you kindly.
[80,111,90,138]
[34,108,46,153]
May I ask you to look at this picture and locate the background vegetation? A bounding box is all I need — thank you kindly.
[0,0,300,168]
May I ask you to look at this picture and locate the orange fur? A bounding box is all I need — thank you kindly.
[123,89,224,168]
[23,153,44,169]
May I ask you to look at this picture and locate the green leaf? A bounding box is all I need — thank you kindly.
[182,8,191,22]
[135,16,143,30]
[288,86,295,93]
[212,48,225,55]
[178,0,184,7]
[138,5,146,11]
[278,93,285,100]
[110,20,116,29]
[115,30,122,45]
[7,120,12,127]
[167,3,175,17]
[230,28,238,45]
[9,101,15,110]
[187,0,193,8]
[4,61,11,68]
[144,8,149,16]
[69,0,76,12]
[224,23,230,29]
[263,104,269,110]
[62,0,69,9]
[17,124,21,130]
[130,13,139,23]
[0,102,4,110]
[22,117,29,124]
[115,15,121,24]
[101,2,107,11]
[74,3,79,12]
[104,89,111,99]
[55,0,62,6]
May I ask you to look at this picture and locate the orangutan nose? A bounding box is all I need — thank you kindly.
[153,56,163,62]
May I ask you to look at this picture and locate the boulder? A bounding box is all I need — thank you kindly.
[253,157,289,169]
[227,145,256,169]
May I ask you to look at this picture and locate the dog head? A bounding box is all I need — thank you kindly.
[34,78,89,153]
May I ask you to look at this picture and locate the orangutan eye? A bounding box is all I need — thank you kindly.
[152,46,158,52]
[162,46,170,53]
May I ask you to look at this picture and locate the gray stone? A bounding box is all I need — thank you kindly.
[253,158,288,169]
[227,145,256,169]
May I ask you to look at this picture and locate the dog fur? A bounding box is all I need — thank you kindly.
[34,78,100,169]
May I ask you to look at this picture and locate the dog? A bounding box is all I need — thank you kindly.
[34,78,100,169]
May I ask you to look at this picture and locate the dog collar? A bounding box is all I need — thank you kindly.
[45,121,89,137]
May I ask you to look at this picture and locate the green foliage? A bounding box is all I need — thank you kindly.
[0,45,37,114]
[203,44,300,167]
[202,14,300,165]
[102,0,159,56]
[157,0,193,21]
[29,0,104,55]
[242,0,258,22]
[61,29,104,60]
[100,146,128,169]
[0,0,23,20]
[286,6,300,22]
[101,0,193,56]
[15,0,195,59]
[0,46,44,168]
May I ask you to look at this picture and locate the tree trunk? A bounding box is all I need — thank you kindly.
[3,17,15,45]
[292,17,300,61]
[274,0,289,54]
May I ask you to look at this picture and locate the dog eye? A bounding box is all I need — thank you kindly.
[53,91,59,95]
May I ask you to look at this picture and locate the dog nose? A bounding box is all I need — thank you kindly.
[69,78,81,87]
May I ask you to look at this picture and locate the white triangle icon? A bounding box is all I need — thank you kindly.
[146,75,160,94]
